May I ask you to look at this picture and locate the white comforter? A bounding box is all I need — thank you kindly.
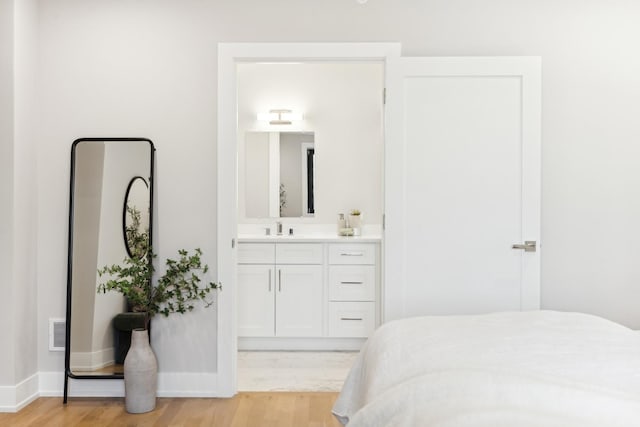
[333,311,640,427]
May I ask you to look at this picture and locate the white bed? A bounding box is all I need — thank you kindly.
[333,311,640,427]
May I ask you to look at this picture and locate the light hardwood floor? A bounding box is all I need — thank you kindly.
[0,393,343,426]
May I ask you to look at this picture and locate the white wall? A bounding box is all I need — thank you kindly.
[243,132,270,218]
[0,0,39,390]
[0,0,16,387]
[26,0,640,387]
[237,62,385,225]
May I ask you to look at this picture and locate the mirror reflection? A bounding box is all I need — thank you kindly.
[66,138,153,378]
[244,131,315,218]
[123,176,150,259]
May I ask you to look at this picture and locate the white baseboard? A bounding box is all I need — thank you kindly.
[38,371,220,399]
[69,347,115,372]
[238,337,366,351]
[0,373,39,413]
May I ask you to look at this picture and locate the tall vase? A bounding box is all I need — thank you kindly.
[124,328,158,413]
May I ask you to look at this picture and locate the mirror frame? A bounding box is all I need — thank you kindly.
[63,137,155,403]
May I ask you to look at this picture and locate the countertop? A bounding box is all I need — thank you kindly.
[237,234,382,243]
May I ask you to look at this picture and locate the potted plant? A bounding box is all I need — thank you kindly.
[348,209,362,236]
[97,248,220,414]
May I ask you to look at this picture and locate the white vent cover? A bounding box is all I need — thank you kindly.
[49,318,66,351]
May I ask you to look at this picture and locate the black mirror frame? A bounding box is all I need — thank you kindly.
[64,137,155,404]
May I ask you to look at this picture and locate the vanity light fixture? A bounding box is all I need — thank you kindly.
[257,109,303,125]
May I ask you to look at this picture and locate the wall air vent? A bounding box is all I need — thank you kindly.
[49,318,66,351]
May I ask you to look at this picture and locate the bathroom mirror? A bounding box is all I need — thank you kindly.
[244,131,315,218]
[64,138,154,401]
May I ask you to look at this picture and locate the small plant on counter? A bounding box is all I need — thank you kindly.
[97,248,221,329]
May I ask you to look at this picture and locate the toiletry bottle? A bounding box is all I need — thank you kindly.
[337,213,346,232]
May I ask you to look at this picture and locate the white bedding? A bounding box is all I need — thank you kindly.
[332,311,640,426]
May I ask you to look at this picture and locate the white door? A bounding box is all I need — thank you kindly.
[384,57,541,321]
[275,265,323,337]
[237,265,275,337]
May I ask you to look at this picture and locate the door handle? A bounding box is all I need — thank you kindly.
[512,241,536,252]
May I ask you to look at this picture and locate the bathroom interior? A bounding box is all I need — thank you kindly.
[235,60,385,390]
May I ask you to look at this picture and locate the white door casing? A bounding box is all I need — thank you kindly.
[217,43,401,397]
[384,57,541,321]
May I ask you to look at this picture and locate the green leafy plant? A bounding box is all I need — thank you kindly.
[124,205,149,259]
[97,248,221,329]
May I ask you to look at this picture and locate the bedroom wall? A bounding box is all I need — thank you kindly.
[0,0,16,387]
[0,0,39,404]
[33,0,640,385]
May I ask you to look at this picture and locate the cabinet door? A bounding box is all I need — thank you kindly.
[275,265,323,337]
[237,265,274,337]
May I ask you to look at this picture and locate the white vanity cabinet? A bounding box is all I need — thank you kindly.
[237,238,380,350]
[237,243,323,338]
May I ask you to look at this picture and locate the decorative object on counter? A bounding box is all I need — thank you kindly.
[97,248,220,414]
[339,228,355,236]
[348,209,362,236]
[337,213,346,233]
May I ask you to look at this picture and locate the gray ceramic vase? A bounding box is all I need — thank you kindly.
[124,328,158,413]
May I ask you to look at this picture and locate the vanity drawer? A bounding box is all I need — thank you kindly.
[276,243,323,264]
[328,243,376,265]
[329,266,375,301]
[328,302,375,338]
[237,243,275,264]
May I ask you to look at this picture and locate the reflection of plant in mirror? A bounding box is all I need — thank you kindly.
[97,248,221,329]
[125,205,149,259]
[279,183,287,216]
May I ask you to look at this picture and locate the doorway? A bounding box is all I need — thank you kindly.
[216,43,399,396]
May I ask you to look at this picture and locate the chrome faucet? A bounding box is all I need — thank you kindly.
[276,221,283,235]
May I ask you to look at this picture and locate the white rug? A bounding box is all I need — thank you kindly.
[237,351,358,392]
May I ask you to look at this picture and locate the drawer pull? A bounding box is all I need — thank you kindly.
[340,252,364,257]
[340,281,363,285]
[340,317,363,321]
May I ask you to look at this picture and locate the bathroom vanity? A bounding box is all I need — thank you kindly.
[237,235,381,350]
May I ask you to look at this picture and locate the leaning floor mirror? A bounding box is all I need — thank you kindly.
[64,138,155,403]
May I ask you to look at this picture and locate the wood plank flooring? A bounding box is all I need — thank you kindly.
[0,393,343,427]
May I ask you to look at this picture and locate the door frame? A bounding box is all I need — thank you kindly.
[217,42,401,396]
[383,57,542,321]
